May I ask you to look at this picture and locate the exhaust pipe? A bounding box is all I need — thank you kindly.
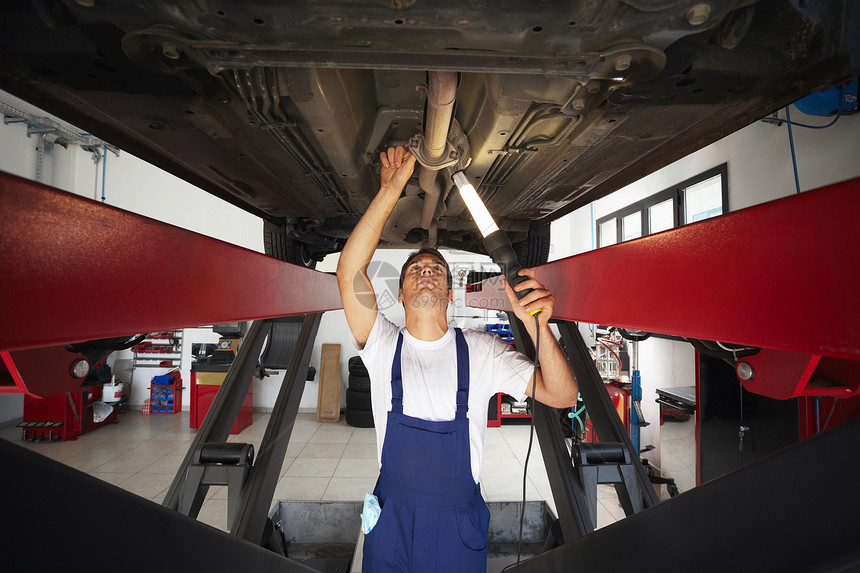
[415,71,458,241]
[422,71,458,160]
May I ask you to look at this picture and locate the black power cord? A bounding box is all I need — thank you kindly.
[503,313,541,573]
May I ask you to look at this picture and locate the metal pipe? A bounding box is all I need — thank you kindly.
[418,71,457,237]
[419,167,441,230]
[422,71,458,159]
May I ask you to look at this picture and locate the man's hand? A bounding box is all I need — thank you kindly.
[380,145,416,193]
[502,268,554,330]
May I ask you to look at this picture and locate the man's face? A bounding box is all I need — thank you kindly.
[398,255,453,309]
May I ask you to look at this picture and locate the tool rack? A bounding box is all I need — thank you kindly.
[133,330,183,369]
[149,372,183,414]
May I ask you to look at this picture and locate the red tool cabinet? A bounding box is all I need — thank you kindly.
[189,370,253,434]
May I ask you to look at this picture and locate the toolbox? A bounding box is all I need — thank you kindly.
[149,372,182,414]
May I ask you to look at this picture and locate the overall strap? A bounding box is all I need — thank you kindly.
[390,332,405,414]
[454,328,470,420]
[390,329,470,419]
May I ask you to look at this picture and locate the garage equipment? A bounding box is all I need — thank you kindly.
[570,442,646,528]
[150,371,182,414]
[180,442,256,531]
[656,385,695,422]
[191,325,253,433]
[165,315,320,540]
[2,172,860,571]
[18,383,117,441]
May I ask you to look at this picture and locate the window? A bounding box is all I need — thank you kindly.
[622,212,642,241]
[684,174,724,223]
[595,164,727,246]
[598,218,617,247]
[649,198,675,233]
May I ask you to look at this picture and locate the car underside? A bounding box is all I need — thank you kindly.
[0,0,856,267]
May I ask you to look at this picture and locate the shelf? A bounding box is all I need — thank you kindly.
[133,329,183,370]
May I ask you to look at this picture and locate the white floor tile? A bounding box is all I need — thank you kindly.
[481,455,525,479]
[286,457,339,478]
[323,477,378,501]
[279,456,296,476]
[481,475,540,501]
[308,425,354,444]
[297,442,347,459]
[273,476,330,501]
[285,441,305,458]
[333,457,381,479]
[347,428,378,444]
[197,498,229,531]
[90,452,162,474]
[340,442,378,460]
[139,454,185,474]
[117,472,176,498]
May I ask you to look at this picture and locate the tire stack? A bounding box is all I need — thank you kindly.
[345,356,374,428]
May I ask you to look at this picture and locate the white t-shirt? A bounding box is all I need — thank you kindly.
[352,313,534,483]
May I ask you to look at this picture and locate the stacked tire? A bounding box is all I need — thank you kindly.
[345,356,374,428]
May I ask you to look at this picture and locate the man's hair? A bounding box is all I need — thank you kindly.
[399,248,453,290]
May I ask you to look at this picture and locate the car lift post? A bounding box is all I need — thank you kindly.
[231,314,323,545]
[163,319,269,517]
[465,176,860,569]
[162,314,324,547]
[507,316,659,543]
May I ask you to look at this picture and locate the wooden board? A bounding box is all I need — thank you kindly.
[317,343,342,422]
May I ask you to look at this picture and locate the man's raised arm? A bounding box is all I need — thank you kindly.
[503,268,579,409]
[337,146,416,347]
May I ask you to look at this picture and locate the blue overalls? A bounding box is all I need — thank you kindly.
[363,329,490,572]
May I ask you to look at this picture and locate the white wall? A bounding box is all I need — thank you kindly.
[0,89,263,422]
[549,106,860,472]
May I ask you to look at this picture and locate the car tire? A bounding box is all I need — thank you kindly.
[264,220,317,269]
[348,374,371,392]
[513,222,550,267]
[348,356,368,377]
[345,406,374,428]
[346,388,372,410]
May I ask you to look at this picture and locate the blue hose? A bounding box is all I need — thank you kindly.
[101,145,107,202]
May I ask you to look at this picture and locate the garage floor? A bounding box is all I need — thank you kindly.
[1,410,627,532]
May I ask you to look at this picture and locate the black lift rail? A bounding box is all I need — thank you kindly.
[163,314,322,549]
[507,316,659,545]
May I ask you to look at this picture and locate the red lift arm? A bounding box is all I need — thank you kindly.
[3,171,858,400]
[0,171,343,353]
[0,171,343,397]
[534,177,859,361]
[468,177,860,400]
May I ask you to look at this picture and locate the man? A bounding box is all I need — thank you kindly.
[337,145,578,572]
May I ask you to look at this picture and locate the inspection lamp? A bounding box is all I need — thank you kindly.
[452,171,539,315]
